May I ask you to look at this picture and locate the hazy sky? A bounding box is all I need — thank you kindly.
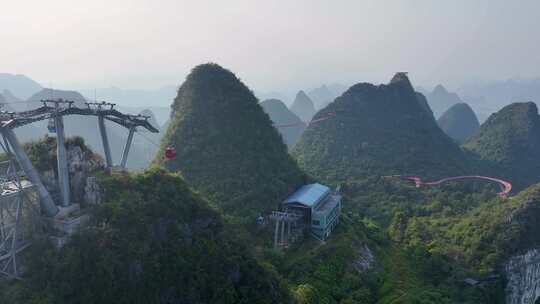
[2,0,539,93]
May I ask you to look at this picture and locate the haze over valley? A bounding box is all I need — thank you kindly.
[1,1,540,304]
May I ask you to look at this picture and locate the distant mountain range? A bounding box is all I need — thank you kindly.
[290,90,316,122]
[0,72,175,122]
[11,88,163,169]
[3,71,540,123]
[255,84,347,109]
[0,92,40,143]
[28,88,87,105]
[0,74,171,168]
[307,84,347,109]
[463,102,540,190]
[115,105,170,126]
[426,84,463,119]
[418,79,540,123]
[157,63,306,217]
[458,79,540,123]
[260,99,306,148]
[1,89,27,111]
[293,73,470,182]
[438,103,480,143]
[255,91,290,105]
[7,67,540,304]
[0,73,42,99]
[79,85,177,108]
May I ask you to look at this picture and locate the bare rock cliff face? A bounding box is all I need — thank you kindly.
[503,190,540,304]
[39,143,105,206]
[84,177,102,205]
[352,243,375,273]
[506,248,540,304]
[67,145,104,205]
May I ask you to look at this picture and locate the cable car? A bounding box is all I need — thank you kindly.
[165,147,177,160]
[47,118,56,133]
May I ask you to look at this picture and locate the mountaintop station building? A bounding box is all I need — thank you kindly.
[282,183,341,241]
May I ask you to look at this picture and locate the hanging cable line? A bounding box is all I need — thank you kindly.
[134,130,178,160]
[135,130,160,148]
[139,111,338,160]
[273,112,336,128]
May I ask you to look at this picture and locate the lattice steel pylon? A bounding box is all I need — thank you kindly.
[0,98,159,279]
[0,139,40,279]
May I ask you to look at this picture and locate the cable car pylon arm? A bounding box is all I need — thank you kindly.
[0,101,159,133]
[0,98,161,218]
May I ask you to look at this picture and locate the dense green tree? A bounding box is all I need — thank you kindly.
[437,103,480,143]
[293,284,320,304]
[260,98,306,148]
[293,73,472,184]
[463,102,540,190]
[156,63,307,217]
[4,168,293,304]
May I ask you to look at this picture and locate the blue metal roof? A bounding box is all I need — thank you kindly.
[284,183,331,208]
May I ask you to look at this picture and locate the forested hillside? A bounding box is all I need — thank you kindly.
[293,73,471,183]
[426,85,463,118]
[463,102,540,190]
[1,168,292,304]
[290,90,316,122]
[0,67,537,304]
[415,92,435,119]
[438,103,480,143]
[156,64,306,217]
[260,98,306,147]
[3,1,540,302]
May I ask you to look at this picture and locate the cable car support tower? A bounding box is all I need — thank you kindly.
[0,99,158,278]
